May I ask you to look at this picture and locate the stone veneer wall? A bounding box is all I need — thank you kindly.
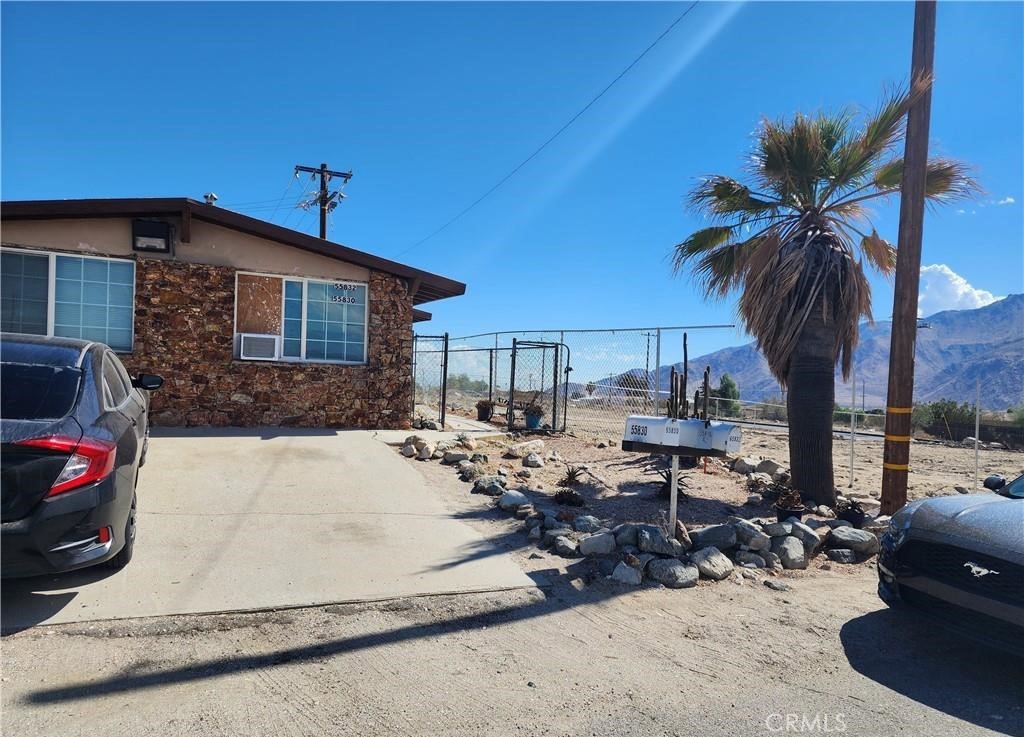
[119,258,413,429]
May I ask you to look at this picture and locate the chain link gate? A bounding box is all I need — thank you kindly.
[507,339,570,432]
[412,333,448,427]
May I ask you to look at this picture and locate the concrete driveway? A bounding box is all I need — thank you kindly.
[1,428,533,630]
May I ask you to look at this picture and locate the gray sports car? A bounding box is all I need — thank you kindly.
[878,474,1024,656]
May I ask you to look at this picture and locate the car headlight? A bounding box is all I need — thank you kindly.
[885,504,918,548]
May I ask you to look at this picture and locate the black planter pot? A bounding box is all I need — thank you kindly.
[837,509,867,528]
[476,407,493,422]
[775,506,806,523]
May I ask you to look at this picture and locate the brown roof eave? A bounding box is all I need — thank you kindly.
[1,198,466,305]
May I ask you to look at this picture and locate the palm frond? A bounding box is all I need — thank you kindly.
[817,76,932,207]
[689,176,786,219]
[858,229,897,275]
[671,226,734,273]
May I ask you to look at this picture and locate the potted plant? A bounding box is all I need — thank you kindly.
[475,399,495,422]
[774,489,806,522]
[835,498,867,528]
[524,403,544,430]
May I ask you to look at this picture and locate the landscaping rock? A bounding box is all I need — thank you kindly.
[747,472,773,486]
[469,453,489,465]
[761,521,792,537]
[515,505,535,519]
[542,528,575,546]
[735,550,766,568]
[553,536,578,557]
[527,526,542,541]
[826,549,858,564]
[443,450,470,465]
[405,435,427,449]
[771,536,807,570]
[498,489,529,511]
[543,515,561,529]
[400,444,417,458]
[611,562,642,585]
[771,469,791,484]
[689,524,737,551]
[430,449,444,460]
[613,524,639,547]
[524,516,543,530]
[579,532,616,557]
[674,520,692,550]
[731,519,771,551]
[574,515,601,533]
[507,439,545,458]
[827,526,880,556]
[745,494,763,506]
[733,457,759,474]
[759,550,782,570]
[523,452,545,468]
[417,444,435,461]
[647,559,699,588]
[786,517,824,555]
[755,459,783,476]
[690,546,734,580]
[763,579,792,592]
[815,505,835,518]
[456,460,475,474]
[472,475,506,496]
[638,527,679,557]
[516,469,532,479]
[421,420,441,431]
[828,519,853,529]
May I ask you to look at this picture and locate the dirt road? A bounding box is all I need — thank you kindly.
[2,568,1020,737]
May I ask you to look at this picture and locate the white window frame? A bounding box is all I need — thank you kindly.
[0,246,136,353]
[234,270,369,366]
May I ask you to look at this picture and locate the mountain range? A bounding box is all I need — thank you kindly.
[604,294,1023,411]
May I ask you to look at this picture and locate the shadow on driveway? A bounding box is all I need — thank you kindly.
[1,566,120,635]
[841,607,1023,736]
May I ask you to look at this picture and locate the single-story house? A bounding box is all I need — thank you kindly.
[0,198,464,428]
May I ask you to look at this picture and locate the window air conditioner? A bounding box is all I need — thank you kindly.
[239,334,280,361]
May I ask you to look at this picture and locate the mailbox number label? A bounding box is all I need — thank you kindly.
[629,425,648,437]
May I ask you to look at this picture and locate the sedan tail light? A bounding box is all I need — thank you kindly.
[14,436,117,497]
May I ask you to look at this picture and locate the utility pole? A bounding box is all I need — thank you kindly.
[880,0,936,516]
[295,162,353,239]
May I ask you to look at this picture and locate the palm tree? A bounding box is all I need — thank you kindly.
[671,79,975,505]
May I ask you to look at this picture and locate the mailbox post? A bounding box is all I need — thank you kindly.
[622,416,742,532]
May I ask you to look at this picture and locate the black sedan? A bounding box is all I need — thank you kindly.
[878,474,1024,656]
[1,333,162,577]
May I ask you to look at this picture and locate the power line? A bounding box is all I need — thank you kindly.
[395,1,701,257]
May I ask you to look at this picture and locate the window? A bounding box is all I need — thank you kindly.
[102,353,130,408]
[235,273,367,364]
[0,252,49,335]
[0,249,135,352]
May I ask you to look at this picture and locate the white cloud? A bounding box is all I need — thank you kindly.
[997,196,1016,205]
[956,208,966,215]
[918,264,1001,317]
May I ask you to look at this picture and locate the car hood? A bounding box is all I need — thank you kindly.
[908,493,1024,558]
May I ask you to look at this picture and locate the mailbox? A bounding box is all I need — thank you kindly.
[622,416,742,457]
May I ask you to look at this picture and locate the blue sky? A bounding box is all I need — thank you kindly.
[2,1,1021,362]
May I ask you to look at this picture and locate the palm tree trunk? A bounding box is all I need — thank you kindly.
[786,302,837,506]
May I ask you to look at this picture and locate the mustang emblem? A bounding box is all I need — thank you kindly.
[963,562,999,578]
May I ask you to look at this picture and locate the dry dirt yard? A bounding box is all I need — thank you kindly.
[2,429,1021,737]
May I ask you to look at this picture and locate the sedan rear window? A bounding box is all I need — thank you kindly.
[0,362,82,420]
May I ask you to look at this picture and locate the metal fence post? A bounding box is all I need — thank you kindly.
[551,345,559,430]
[411,334,418,418]
[440,333,449,429]
[508,338,517,430]
[654,329,662,416]
[488,348,494,404]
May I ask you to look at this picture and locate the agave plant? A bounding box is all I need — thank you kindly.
[672,78,976,505]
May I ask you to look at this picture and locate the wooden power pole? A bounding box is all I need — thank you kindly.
[295,163,353,239]
[880,0,937,515]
